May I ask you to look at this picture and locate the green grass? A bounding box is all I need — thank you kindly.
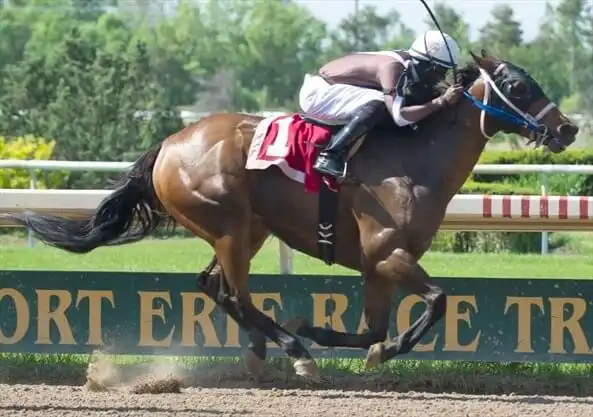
[2,236,593,278]
[553,231,593,255]
[3,352,593,396]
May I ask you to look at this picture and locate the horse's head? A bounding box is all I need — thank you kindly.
[465,49,579,153]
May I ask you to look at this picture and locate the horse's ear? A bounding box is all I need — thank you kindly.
[469,50,483,65]
[481,48,488,58]
[469,50,494,71]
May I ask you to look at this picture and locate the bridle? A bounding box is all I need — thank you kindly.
[462,63,556,145]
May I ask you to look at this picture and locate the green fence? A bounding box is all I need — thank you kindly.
[1,270,593,363]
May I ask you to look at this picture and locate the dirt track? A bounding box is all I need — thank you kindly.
[1,352,591,417]
[1,384,592,417]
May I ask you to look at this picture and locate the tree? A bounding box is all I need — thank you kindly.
[0,8,32,72]
[549,0,587,95]
[329,5,413,56]
[556,0,587,44]
[136,1,206,107]
[578,6,593,116]
[423,2,470,53]
[479,4,523,56]
[0,26,183,187]
[221,0,329,110]
[0,0,588,152]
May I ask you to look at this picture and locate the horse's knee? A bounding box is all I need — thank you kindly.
[375,247,417,279]
[430,290,447,320]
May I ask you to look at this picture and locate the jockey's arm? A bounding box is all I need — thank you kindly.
[378,61,445,127]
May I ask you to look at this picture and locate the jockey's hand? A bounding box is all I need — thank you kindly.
[440,84,464,107]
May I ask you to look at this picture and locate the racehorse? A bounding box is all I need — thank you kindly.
[5,50,578,380]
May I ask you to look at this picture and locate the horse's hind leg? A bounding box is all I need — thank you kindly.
[284,269,396,350]
[197,228,270,378]
[197,256,266,359]
[155,191,269,377]
[214,222,319,380]
[215,265,268,378]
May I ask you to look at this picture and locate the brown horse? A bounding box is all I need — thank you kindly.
[5,51,578,380]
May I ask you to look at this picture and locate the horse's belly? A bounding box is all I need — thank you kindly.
[250,169,323,253]
[249,168,361,270]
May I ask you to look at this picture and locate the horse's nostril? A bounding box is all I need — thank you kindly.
[557,123,579,137]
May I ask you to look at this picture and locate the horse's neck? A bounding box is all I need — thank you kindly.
[437,81,490,201]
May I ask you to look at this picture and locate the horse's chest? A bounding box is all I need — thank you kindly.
[377,183,445,235]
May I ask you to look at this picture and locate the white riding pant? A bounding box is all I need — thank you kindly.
[298,74,385,125]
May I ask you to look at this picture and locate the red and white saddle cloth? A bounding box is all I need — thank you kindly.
[245,113,339,193]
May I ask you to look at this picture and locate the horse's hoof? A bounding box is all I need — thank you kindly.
[293,358,320,381]
[283,317,308,335]
[365,342,384,370]
[244,350,265,379]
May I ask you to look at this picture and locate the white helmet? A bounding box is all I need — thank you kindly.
[409,30,460,69]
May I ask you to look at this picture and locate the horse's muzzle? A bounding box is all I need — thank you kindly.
[557,123,579,137]
[544,123,578,153]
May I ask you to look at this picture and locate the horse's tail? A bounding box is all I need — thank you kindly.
[6,143,173,254]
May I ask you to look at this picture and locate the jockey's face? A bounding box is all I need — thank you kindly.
[431,64,449,81]
[415,60,449,87]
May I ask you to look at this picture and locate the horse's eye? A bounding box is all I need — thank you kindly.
[512,80,527,95]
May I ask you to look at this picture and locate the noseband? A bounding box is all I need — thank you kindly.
[462,63,556,144]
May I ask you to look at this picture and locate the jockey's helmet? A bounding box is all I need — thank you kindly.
[408,30,460,69]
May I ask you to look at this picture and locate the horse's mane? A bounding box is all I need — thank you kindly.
[375,61,482,137]
[407,61,480,105]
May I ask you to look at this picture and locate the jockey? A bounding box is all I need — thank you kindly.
[298,30,465,181]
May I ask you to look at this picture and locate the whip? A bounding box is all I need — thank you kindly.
[417,0,460,124]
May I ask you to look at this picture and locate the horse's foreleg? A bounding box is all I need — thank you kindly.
[365,248,446,368]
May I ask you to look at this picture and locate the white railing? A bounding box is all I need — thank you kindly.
[3,159,593,174]
[2,189,593,275]
[3,189,592,230]
[2,160,593,266]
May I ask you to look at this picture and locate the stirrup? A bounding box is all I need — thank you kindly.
[318,160,349,182]
[332,157,354,184]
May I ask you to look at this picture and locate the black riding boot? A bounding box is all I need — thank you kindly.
[313,100,384,180]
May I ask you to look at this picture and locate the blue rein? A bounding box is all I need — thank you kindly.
[462,90,540,131]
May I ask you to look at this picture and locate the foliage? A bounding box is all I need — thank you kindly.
[0,23,184,188]
[431,230,543,254]
[474,149,593,196]
[0,0,588,116]
[460,180,537,195]
[477,149,593,165]
[436,149,593,254]
[0,0,589,180]
[0,135,69,188]
[438,178,541,254]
